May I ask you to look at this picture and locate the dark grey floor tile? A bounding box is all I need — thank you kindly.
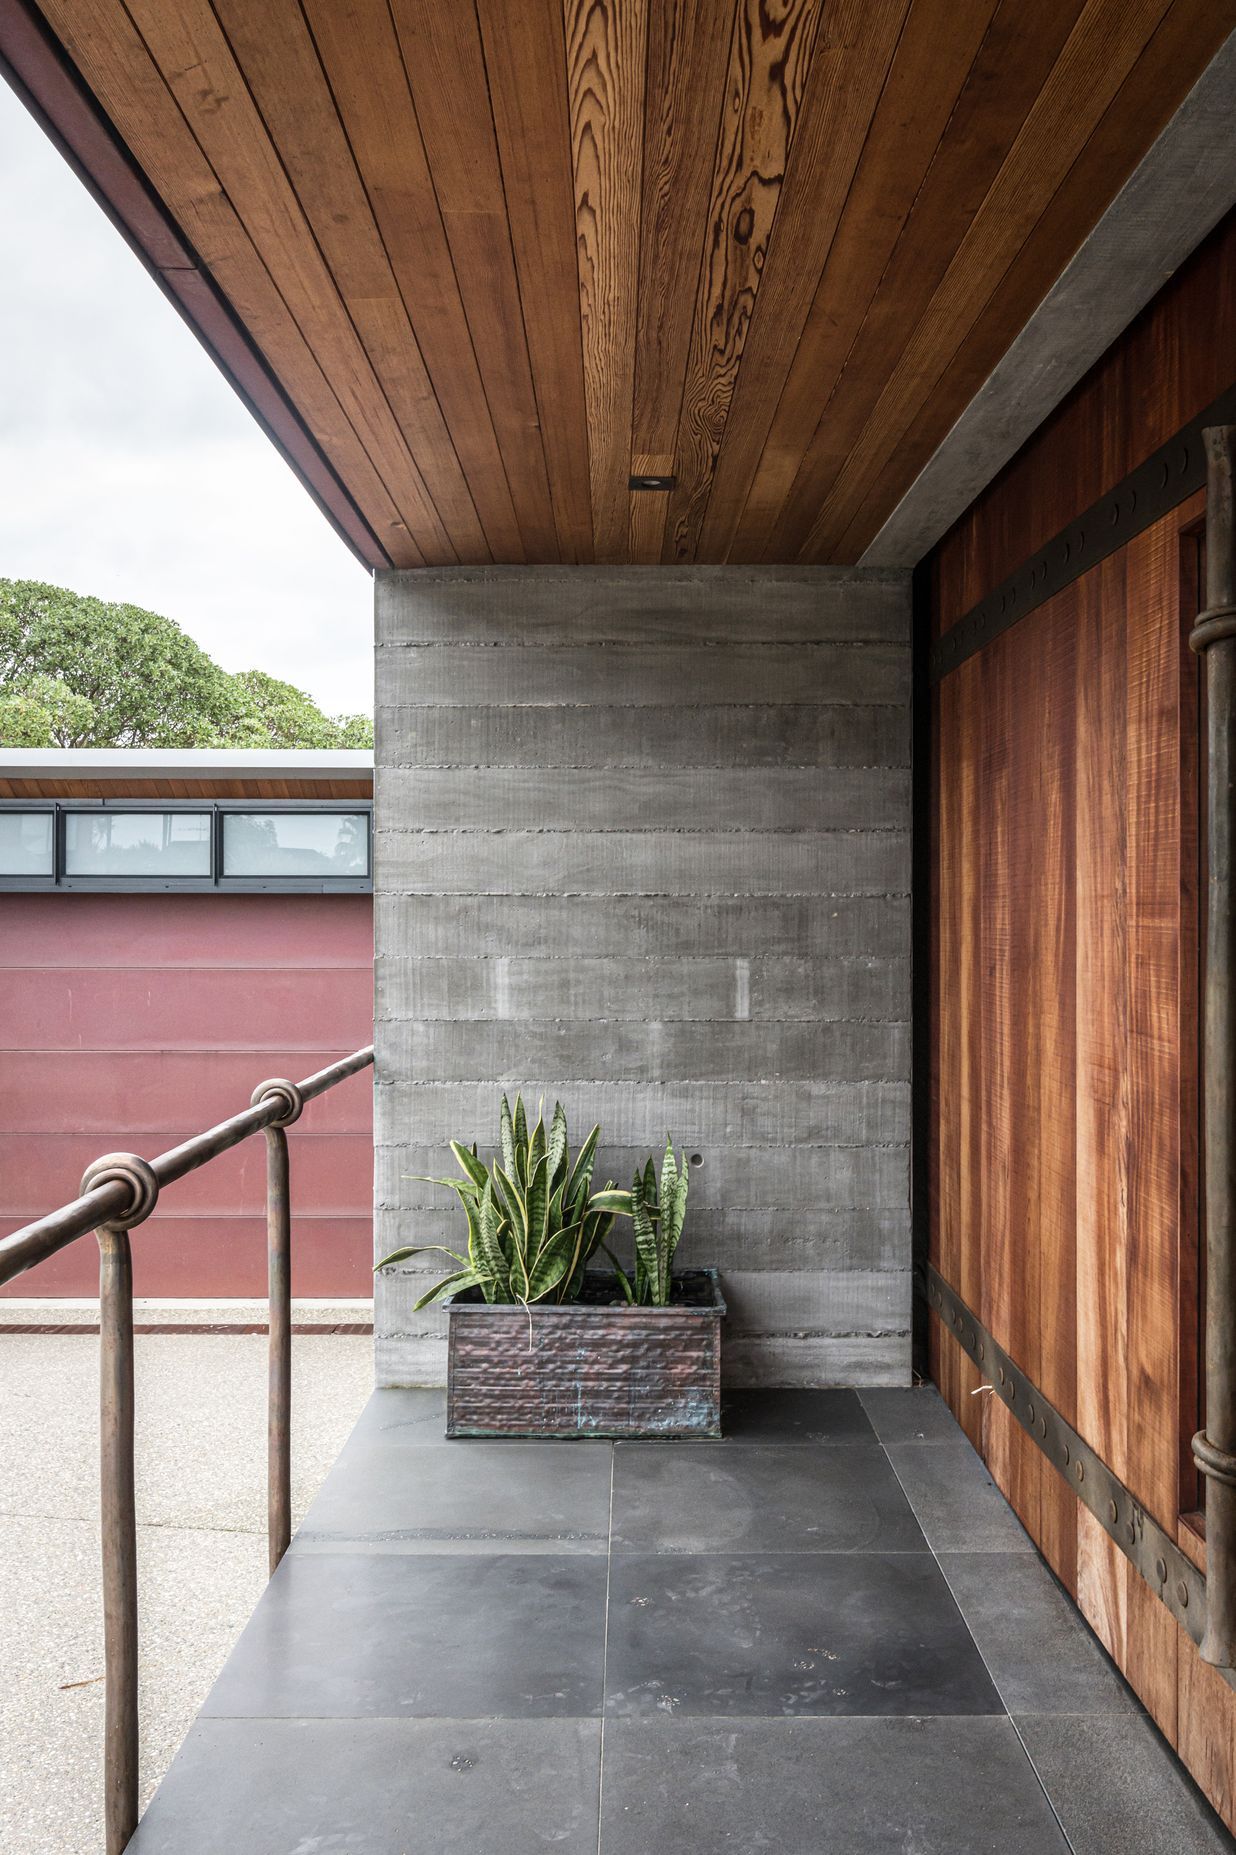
[860,1385,965,1444]
[294,1436,611,1552]
[130,1717,600,1854]
[351,1388,450,1444]
[600,1716,1067,1853]
[721,1388,877,1445]
[203,1551,607,1718]
[605,1551,1002,1717]
[940,1552,1142,1715]
[611,1443,925,1553]
[886,1440,1034,1551]
[1017,1714,1236,1854]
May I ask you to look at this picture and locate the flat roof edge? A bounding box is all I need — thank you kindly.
[0,748,374,779]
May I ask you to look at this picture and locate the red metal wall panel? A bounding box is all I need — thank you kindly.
[0,893,373,1297]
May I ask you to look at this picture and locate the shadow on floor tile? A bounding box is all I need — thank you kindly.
[721,1388,877,1444]
[606,1550,1002,1718]
[601,1716,1067,1853]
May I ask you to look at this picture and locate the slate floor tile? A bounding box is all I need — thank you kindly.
[600,1716,1068,1853]
[940,1551,1142,1715]
[721,1387,877,1445]
[202,1551,607,1718]
[885,1440,1035,1551]
[860,1385,965,1444]
[1017,1714,1236,1854]
[350,1388,450,1445]
[611,1442,925,1553]
[294,1437,612,1552]
[129,1717,601,1855]
[605,1550,1002,1717]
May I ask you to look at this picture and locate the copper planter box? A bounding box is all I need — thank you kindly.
[443,1269,725,1439]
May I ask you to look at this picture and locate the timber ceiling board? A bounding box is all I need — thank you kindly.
[10,0,1232,567]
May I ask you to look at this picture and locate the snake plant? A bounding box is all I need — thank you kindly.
[375,1093,631,1310]
[606,1136,690,1306]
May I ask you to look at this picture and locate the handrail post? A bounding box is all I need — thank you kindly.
[1191,424,1236,1667]
[252,1082,304,1576]
[82,1155,159,1855]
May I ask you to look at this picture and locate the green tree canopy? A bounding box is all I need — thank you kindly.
[0,579,372,750]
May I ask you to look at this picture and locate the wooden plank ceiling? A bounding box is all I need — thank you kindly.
[15,0,1231,568]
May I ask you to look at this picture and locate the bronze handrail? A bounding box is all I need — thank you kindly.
[1192,426,1236,1668]
[0,1042,375,1855]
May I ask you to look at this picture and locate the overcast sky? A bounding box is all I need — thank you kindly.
[0,79,375,716]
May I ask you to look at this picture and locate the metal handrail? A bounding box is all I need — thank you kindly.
[0,1043,375,1855]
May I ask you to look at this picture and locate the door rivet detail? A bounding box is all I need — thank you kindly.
[1178,1582,1189,1609]
[1155,1557,1167,1582]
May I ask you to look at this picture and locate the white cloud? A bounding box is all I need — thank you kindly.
[0,78,374,716]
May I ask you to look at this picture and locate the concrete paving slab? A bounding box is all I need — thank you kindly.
[0,1331,372,1855]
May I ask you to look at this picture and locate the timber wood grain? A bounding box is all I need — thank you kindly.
[661,0,823,562]
[565,0,647,561]
[930,496,1216,1814]
[789,0,1184,561]
[19,0,1228,565]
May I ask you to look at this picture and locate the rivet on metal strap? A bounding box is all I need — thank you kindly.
[80,1153,159,1232]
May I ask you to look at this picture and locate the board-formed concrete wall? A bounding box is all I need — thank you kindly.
[373,566,911,1386]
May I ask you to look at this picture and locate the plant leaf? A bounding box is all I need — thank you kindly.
[564,1123,600,1208]
[547,1100,569,1190]
[602,1243,636,1303]
[526,1152,549,1257]
[413,1267,486,1311]
[472,1177,510,1291]
[500,1093,517,1180]
[450,1140,489,1191]
[591,1188,634,1215]
[630,1170,662,1304]
[373,1243,468,1274]
[526,1227,578,1301]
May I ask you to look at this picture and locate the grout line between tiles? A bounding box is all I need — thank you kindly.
[878,1425,1080,1854]
[597,1443,615,1855]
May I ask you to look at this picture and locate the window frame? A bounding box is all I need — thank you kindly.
[0,799,373,894]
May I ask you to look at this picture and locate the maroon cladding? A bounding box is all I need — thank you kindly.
[0,892,373,1296]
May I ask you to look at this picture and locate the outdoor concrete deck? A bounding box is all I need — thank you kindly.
[128,1386,1233,1854]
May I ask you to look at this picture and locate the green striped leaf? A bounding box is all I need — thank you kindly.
[413,1268,487,1311]
[450,1141,489,1191]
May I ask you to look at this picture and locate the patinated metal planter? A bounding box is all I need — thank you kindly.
[443,1268,725,1439]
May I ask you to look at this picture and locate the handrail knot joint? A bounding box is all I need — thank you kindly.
[252,1077,305,1129]
[1193,1428,1236,1489]
[80,1153,160,1232]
